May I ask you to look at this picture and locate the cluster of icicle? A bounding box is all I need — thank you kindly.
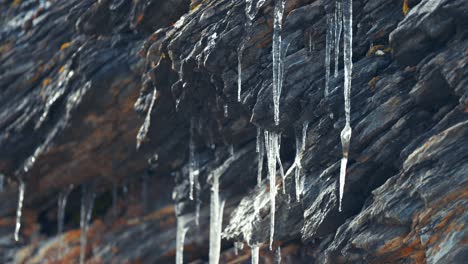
[172,0,354,262]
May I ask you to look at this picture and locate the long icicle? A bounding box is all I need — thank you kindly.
[272,0,286,125]
[256,128,264,187]
[251,244,260,264]
[264,130,280,249]
[209,165,222,264]
[334,1,343,78]
[14,179,25,242]
[339,0,353,212]
[176,215,189,264]
[324,12,334,97]
[237,43,244,102]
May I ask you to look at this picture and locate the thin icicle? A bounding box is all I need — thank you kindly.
[237,44,244,102]
[272,0,286,125]
[294,122,309,201]
[14,179,25,242]
[176,215,189,264]
[57,190,70,236]
[189,118,199,201]
[325,12,334,97]
[256,128,264,187]
[80,185,95,264]
[339,0,353,212]
[57,187,72,258]
[251,244,260,264]
[276,150,285,194]
[275,246,282,264]
[264,130,280,249]
[334,1,343,78]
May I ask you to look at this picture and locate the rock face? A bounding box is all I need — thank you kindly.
[0,0,467,263]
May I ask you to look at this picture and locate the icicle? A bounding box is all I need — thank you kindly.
[339,0,353,212]
[195,199,201,226]
[209,157,225,264]
[57,190,70,236]
[80,185,95,264]
[14,179,25,242]
[176,215,189,264]
[324,13,334,97]
[224,104,229,117]
[136,89,157,149]
[251,244,259,264]
[294,122,309,201]
[275,246,281,264]
[0,174,4,192]
[256,128,264,187]
[189,118,199,201]
[272,0,286,125]
[334,1,343,78]
[57,187,71,258]
[237,44,244,102]
[234,241,244,255]
[264,130,280,249]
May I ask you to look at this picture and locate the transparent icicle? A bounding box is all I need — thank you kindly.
[208,148,249,262]
[294,122,309,201]
[189,118,199,201]
[275,246,281,264]
[334,1,343,78]
[14,179,25,242]
[237,44,244,102]
[57,188,71,258]
[264,130,281,249]
[339,0,353,212]
[57,190,70,236]
[251,244,259,264]
[176,215,189,264]
[324,12,334,97]
[272,0,286,125]
[256,128,264,187]
[80,185,95,264]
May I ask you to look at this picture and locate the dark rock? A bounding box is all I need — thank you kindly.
[0,0,466,263]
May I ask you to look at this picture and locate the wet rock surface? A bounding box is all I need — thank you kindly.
[0,0,467,263]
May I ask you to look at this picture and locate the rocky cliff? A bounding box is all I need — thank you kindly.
[0,0,467,263]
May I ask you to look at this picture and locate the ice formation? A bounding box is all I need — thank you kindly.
[339,0,353,212]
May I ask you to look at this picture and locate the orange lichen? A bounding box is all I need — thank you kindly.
[58,65,66,73]
[42,77,52,86]
[403,0,410,16]
[11,0,21,7]
[60,42,71,50]
[368,76,381,91]
[64,229,81,243]
[136,14,144,25]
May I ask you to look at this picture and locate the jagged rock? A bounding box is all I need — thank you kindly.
[0,0,466,263]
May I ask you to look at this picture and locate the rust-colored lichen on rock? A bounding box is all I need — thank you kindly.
[403,0,410,16]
